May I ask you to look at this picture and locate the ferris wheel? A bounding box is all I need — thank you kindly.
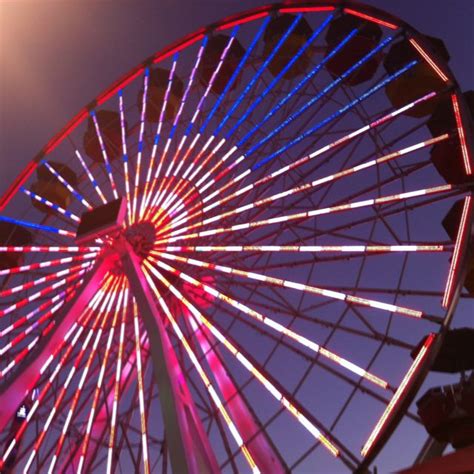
[0,2,473,472]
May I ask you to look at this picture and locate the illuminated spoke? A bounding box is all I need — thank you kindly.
[154,252,423,318]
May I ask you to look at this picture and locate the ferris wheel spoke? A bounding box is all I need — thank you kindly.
[74,149,108,206]
[89,111,120,201]
[23,282,122,473]
[172,28,240,182]
[144,30,242,223]
[0,287,73,340]
[106,287,129,474]
[195,34,400,198]
[40,159,92,210]
[20,187,80,224]
[130,298,151,474]
[144,261,358,467]
[165,134,449,240]
[141,56,179,213]
[0,288,104,469]
[0,252,96,278]
[47,278,119,473]
[155,251,423,318]
[180,15,271,185]
[156,183,453,248]
[168,91,439,234]
[0,215,75,239]
[117,91,133,224]
[146,39,208,217]
[142,266,262,473]
[189,22,358,192]
[0,267,88,318]
[0,261,93,299]
[131,69,150,224]
[76,279,125,474]
[153,257,389,389]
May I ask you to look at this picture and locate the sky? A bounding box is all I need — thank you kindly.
[0,1,473,472]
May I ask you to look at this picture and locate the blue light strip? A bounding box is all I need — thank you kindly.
[225,13,334,141]
[40,160,91,209]
[21,187,79,222]
[236,28,359,149]
[199,16,271,135]
[0,215,70,236]
[252,59,418,171]
[244,34,395,158]
[214,14,303,137]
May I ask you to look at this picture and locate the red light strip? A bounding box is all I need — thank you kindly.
[0,267,86,318]
[217,12,269,32]
[409,38,449,83]
[280,6,335,13]
[142,265,260,472]
[442,195,473,308]
[97,67,145,106]
[361,333,436,457]
[0,245,100,252]
[0,261,92,298]
[158,245,445,254]
[152,257,388,389]
[0,161,37,212]
[343,8,398,30]
[154,252,423,318]
[451,93,473,175]
[0,252,96,277]
[153,34,205,65]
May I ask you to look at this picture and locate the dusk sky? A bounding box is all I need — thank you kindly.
[0,1,472,472]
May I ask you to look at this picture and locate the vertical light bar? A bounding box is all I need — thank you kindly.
[132,300,151,474]
[106,287,129,474]
[442,195,473,308]
[118,90,133,222]
[22,284,117,473]
[47,278,117,473]
[361,333,436,457]
[451,93,473,175]
[76,281,124,474]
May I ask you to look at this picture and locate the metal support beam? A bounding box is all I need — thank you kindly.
[119,239,219,474]
[0,257,111,433]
